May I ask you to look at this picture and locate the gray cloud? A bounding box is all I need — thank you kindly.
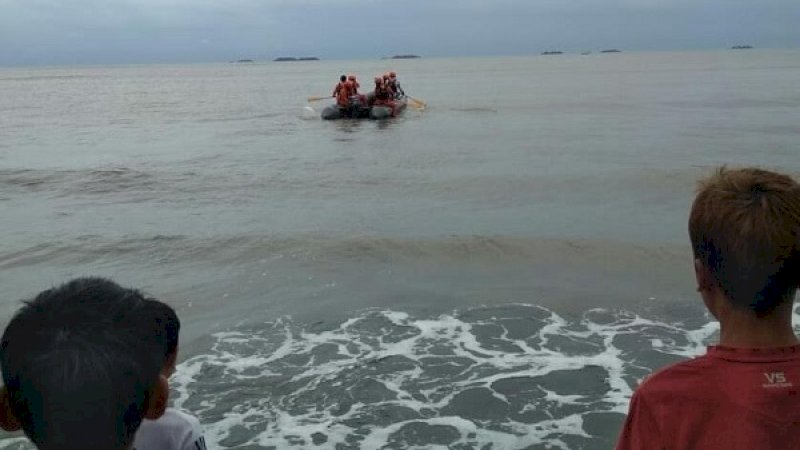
[0,0,797,65]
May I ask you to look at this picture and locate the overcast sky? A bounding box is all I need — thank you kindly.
[1,0,798,65]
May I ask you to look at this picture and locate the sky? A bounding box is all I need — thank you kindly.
[0,0,798,65]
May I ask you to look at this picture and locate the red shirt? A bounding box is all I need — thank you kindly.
[617,345,800,450]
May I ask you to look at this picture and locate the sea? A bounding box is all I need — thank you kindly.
[1,49,799,449]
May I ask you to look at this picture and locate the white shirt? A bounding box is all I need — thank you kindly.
[134,408,206,450]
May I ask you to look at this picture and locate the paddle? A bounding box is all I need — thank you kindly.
[307,95,332,102]
[407,96,427,109]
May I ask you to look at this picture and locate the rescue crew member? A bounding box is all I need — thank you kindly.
[373,76,391,105]
[388,71,404,98]
[347,74,360,94]
[332,75,347,99]
[336,79,354,108]
[382,73,394,97]
[348,74,367,105]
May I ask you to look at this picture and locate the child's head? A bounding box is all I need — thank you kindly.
[689,167,800,316]
[0,277,170,450]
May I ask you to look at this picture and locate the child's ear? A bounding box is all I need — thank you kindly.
[143,375,169,420]
[164,350,178,377]
[0,386,21,431]
[694,258,713,292]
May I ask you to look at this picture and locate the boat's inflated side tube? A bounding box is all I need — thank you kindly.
[321,105,342,120]
[369,106,392,120]
[369,97,407,120]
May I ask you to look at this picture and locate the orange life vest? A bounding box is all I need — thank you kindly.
[337,81,354,106]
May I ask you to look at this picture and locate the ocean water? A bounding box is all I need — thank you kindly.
[1,50,799,449]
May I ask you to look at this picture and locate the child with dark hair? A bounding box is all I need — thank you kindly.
[616,167,800,449]
[133,300,206,450]
[0,277,169,450]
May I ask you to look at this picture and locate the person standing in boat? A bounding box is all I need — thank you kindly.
[332,75,347,100]
[388,72,404,98]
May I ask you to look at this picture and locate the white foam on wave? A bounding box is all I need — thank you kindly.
[164,303,736,449]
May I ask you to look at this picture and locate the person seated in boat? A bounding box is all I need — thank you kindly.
[373,76,392,105]
[348,74,367,106]
[388,72,404,98]
[373,76,398,117]
[347,74,360,94]
[382,73,395,97]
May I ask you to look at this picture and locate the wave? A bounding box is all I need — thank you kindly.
[0,233,687,270]
[0,165,716,211]
[170,304,718,449]
[0,167,235,200]
[0,168,157,193]
[0,74,94,82]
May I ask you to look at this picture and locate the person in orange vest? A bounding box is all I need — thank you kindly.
[382,73,395,98]
[348,74,367,106]
[373,76,391,105]
[332,75,347,100]
[348,74,360,94]
[335,79,354,108]
[373,76,397,116]
[388,71,404,98]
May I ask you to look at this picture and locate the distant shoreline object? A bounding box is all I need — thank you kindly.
[731,45,753,50]
[600,49,622,53]
[273,57,320,62]
[388,55,421,59]
[234,59,254,63]
[541,51,563,55]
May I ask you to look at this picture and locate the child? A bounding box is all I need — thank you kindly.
[133,300,206,450]
[0,277,169,450]
[616,167,800,449]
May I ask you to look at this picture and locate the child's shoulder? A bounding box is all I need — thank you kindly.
[134,407,205,450]
[159,407,201,429]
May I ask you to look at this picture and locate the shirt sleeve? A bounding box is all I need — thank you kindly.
[616,389,663,450]
[179,414,207,450]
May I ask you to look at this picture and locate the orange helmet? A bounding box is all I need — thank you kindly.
[374,76,382,83]
[389,71,396,78]
[348,74,356,81]
[383,73,390,80]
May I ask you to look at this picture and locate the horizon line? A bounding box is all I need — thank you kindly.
[1,45,797,69]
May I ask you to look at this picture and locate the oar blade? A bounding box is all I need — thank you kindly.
[407,96,426,110]
[408,96,427,108]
